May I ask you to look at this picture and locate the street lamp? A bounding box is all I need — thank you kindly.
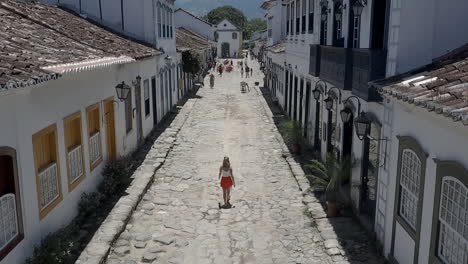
[313,80,327,101]
[313,88,322,100]
[352,0,366,16]
[324,96,334,110]
[340,95,362,123]
[335,11,342,21]
[115,81,131,101]
[354,111,371,140]
[321,12,328,21]
[324,86,342,110]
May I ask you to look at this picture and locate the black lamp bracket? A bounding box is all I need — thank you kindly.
[342,95,362,114]
[326,86,342,103]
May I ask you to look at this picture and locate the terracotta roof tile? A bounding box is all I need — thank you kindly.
[0,0,160,90]
[376,43,468,125]
[176,27,212,51]
[266,42,285,53]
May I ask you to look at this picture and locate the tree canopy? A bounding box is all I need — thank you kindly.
[203,5,267,40]
[204,6,247,29]
[244,18,267,39]
[181,51,201,75]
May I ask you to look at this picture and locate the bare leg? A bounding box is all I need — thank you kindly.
[223,189,228,205]
[226,188,231,205]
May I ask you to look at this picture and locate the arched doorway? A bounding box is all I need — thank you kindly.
[0,147,23,259]
[221,42,230,58]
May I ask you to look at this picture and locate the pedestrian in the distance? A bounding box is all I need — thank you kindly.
[219,156,236,209]
[209,73,215,88]
[245,66,250,78]
[241,67,244,78]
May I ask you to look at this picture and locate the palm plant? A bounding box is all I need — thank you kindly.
[279,120,303,154]
[305,154,354,202]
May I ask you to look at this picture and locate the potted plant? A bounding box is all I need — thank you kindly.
[305,154,354,217]
[280,120,304,154]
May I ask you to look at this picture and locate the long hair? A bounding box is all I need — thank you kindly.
[222,156,230,169]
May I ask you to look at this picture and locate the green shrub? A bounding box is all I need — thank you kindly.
[77,192,102,222]
[24,156,135,264]
[24,228,77,264]
[98,156,133,197]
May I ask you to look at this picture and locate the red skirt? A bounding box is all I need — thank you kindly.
[220,177,233,189]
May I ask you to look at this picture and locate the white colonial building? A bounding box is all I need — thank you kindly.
[261,0,468,262]
[0,0,175,263]
[174,8,216,41]
[250,29,267,60]
[42,0,181,113]
[375,45,468,264]
[216,19,243,58]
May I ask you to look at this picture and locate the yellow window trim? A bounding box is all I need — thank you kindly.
[32,123,63,220]
[63,111,86,193]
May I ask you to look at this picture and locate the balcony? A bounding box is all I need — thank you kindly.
[309,45,320,77]
[319,46,353,90]
[351,49,387,101]
[308,45,387,102]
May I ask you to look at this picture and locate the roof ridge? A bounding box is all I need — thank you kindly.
[0,1,113,57]
[175,8,213,26]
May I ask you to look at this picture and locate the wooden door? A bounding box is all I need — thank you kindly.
[135,85,143,144]
[104,98,116,160]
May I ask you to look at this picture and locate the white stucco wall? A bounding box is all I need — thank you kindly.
[217,30,242,58]
[386,0,468,76]
[379,98,468,263]
[0,57,170,264]
[174,9,215,41]
[266,1,285,47]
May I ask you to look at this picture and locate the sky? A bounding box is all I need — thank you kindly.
[175,0,265,19]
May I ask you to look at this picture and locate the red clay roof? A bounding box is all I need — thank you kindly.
[376,43,468,125]
[0,0,160,89]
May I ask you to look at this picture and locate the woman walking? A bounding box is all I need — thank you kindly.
[219,156,236,209]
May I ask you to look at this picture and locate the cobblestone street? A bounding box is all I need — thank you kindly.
[101,58,370,264]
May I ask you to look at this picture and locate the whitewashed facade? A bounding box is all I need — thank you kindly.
[262,0,468,262]
[174,8,215,41]
[376,51,468,263]
[0,1,168,263]
[216,19,242,58]
[41,0,181,113]
[0,57,165,264]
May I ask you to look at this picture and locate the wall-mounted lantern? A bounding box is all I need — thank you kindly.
[352,0,367,16]
[324,86,342,110]
[354,112,371,140]
[340,95,362,123]
[313,80,327,101]
[115,81,131,101]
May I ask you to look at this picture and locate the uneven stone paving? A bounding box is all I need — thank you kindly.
[101,58,383,264]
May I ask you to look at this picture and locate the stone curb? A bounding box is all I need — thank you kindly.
[75,99,199,264]
[254,86,350,264]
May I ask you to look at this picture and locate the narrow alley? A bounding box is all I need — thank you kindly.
[103,58,334,264]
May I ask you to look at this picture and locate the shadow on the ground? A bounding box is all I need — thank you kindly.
[258,86,386,264]
[69,91,195,263]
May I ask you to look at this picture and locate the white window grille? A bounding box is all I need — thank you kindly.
[89,132,101,165]
[353,15,360,48]
[68,145,84,184]
[0,194,18,250]
[399,149,421,230]
[438,177,468,264]
[38,162,59,209]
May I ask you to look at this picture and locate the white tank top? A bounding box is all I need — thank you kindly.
[221,168,231,177]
